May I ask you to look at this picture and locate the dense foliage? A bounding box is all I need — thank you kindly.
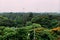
[0,12,60,40]
[31,15,59,28]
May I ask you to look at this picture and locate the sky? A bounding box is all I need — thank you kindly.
[0,0,60,12]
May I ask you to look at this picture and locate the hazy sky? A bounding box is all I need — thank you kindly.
[0,0,60,12]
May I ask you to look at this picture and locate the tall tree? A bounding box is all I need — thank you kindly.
[27,12,33,21]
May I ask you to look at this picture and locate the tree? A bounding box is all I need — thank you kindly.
[27,13,33,21]
[31,15,59,28]
[3,27,17,40]
[16,28,28,40]
[0,16,16,27]
[30,28,56,40]
[26,21,32,26]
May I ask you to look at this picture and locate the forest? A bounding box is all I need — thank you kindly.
[0,12,60,40]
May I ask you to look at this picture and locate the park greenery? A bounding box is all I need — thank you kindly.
[0,12,60,40]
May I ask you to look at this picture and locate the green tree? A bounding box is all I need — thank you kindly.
[0,16,16,27]
[30,28,56,40]
[16,28,28,40]
[31,15,59,28]
[27,13,33,21]
[3,27,17,40]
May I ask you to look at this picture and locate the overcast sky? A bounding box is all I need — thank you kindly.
[0,0,60,12]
